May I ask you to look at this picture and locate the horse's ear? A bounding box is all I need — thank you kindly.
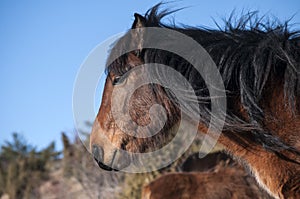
[131,13,146,57]
[132,13,146,29]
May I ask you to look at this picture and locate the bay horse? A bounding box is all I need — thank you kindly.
[143,163,272,199]
[142,151,272,199]
[90,4,300,199]
[142,171,265,199]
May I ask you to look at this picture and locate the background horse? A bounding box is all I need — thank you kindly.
[90,4,300,199]
[141,151,271,199]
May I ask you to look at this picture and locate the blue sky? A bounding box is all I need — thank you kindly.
[0,0,299,152]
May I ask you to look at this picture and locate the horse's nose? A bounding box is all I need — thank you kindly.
[92,144,131,171]
[92,144,103,163]
[92,144,113,171]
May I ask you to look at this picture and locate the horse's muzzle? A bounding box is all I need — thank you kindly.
[92,145,113,171]
[92,144,129,171]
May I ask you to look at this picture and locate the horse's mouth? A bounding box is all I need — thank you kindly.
[94,157,119,171]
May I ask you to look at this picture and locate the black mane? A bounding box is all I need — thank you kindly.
[107,4,300,156]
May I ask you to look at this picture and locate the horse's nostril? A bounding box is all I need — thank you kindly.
[92,144,115,171]
[91,144,130,171]
[92,144,103,162]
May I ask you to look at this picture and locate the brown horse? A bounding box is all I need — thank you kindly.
[142,152,272,199]
[90,5,300,199]
[142,171,263,199]
[142,169,272,199]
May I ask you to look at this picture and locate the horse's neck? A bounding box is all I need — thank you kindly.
[219,134,300,199]
[217,79,300,198]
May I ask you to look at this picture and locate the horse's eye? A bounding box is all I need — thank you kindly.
[112,76,122,85]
